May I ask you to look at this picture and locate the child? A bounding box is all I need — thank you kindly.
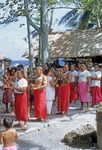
[0,117,18,150]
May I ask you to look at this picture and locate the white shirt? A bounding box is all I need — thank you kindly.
[70,70,78,82]
[46,76,55,101]
[14,78,28,94]
[91,71,101,87]
[78,70,91,83]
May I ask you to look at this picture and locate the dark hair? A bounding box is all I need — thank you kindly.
[44,68,51,76]
[44,63,49,66]
[6,67,11,73]
[94,63,100,67]
[3,117,13,128]
[17,65,24,70]
[11,67,17,72]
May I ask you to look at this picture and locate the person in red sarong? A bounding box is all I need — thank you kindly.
[14,69,28,128]
[70,64,78,103]
[56,64,72,116]
[91,64,102,106]
[31,67,47,122]
[2,68,13,113]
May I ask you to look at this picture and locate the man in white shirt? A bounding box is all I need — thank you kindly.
[91,64,102,106]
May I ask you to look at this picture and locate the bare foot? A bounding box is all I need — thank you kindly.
[85,108,90,112]
[61,112,67,117]
[80,109,85,113]
[21,124,28,130]
[10,112,15,116]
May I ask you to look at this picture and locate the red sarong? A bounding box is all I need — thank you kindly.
[34,89,47,119]
[91,86,102,106]
[15,92,28,121]
[3,88,12,104]
[58,83,70,113]
[70,82,78,102]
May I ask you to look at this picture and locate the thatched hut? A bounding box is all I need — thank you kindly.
[0,54,11,80]
[23,29,102,64]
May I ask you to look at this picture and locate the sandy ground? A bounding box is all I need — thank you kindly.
[16,112,96,150]
[0,89,98,150]
[0,105,97,150]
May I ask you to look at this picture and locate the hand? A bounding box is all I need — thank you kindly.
[88,87,90,93]
[56,84,59,87]
[33,87,38,90]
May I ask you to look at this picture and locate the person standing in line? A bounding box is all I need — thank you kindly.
[14,69,28,128]
[10,67,17,116]
[100,64,102,97]
[0,117,18,150]
[2,68,13,113]
[28,68,37,114]
[70,64,78,103]
[91,64,102,106]
[78,63,91,112]
[57,64,72,116]
[31,67,47,122]
[46,69,56,115]
[43,63,50,75]
[63,64,69,75]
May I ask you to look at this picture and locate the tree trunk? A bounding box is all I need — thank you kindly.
[39,0,49,66]
[97,16,101,29]
[24,0,33,72]
[49,9,54,33]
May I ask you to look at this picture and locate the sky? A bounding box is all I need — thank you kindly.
[0,5,72,61]
[0,17,28,60]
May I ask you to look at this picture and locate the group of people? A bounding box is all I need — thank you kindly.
[1,62,102,127]
[0,62,102,150]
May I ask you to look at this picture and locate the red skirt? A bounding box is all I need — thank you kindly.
[58,84,70,113]
[91,86,102,106]
[3,88,13,104]
[15,92,28,121]
[70,82,78,102]
[34,89,47,119]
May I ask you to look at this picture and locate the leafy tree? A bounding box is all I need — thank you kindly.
[57,0,102,30]
[1,0,60,65]
[1,0,102,65]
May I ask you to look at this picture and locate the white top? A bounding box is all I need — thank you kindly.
[78,70,91,83]
[14,78,28,94]
[70,70,78,82]
[46,76,55,101]
[91,71,101,87]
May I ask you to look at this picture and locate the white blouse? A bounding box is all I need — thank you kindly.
[78,70,91,83]
[91,71,101,87]
[14,78,28,94]
[70,70,78,82]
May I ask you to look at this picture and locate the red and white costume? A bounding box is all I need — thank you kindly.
[91,70,102,106]
[14,78,28,122]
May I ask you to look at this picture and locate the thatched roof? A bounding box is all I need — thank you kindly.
[0,53,11,61]
[49,30,102,58]
[23,29,102,59]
